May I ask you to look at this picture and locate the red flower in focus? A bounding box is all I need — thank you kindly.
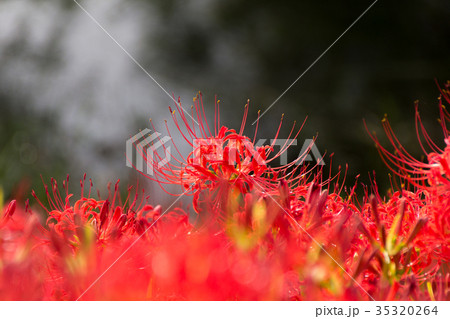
[140,94,314,220]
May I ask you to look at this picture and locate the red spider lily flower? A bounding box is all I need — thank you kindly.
[2,85,450,301]
[353,192,449,300]
[0,178,330,300]
[365,81,450,193]
[17,176,192,300]
[0,199,49,300]
[138,93,314,216]
[32,176,183,249]
[359,82,450,300]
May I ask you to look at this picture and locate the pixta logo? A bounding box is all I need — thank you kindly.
[126,129,171,176]
[192,138,324,167]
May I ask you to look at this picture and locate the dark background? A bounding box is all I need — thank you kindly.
[1,0,449,203]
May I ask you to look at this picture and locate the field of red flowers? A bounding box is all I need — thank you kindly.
[0,83,449,301]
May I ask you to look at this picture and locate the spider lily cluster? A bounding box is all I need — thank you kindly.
[0,84,449,300]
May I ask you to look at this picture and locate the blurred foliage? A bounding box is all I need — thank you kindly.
[0,92,66,201]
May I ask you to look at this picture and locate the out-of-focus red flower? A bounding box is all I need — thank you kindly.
[0,84,449,301]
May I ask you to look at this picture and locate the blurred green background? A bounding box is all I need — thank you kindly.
[0,0,449,203]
